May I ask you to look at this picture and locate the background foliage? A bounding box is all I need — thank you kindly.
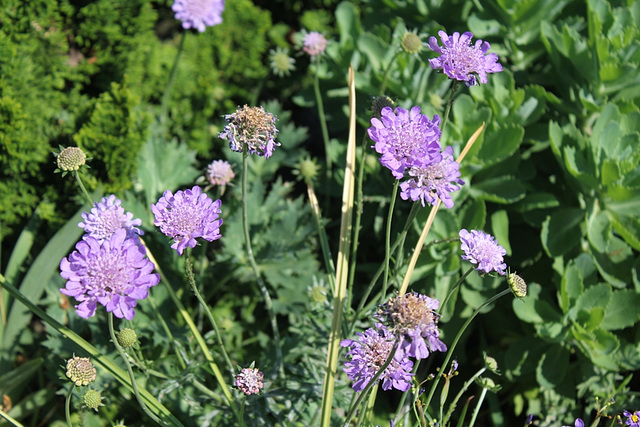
[1,0,639,425]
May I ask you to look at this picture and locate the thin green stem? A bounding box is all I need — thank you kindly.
[184,255,235,377]
[468,387,488,427]
[440,266,475,312]
[440,81,459,134]
[241,149,284,379]
[108,313,165,426]
[146,295,187,370]
[305,178,336,284]
[379,50,401,94]
[65,384,75,427]
[347,133,369,309]
[349,203,419,335]
[160,31,186,127]
[73,171,94,206]
[423,288,512,410]
[442,367,486,425]
[381,180,400,304]
[313,74,332,179]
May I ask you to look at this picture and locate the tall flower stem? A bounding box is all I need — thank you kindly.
[73,171,94,206]
[184,255,235,377]
[379,50,401,94]
[305,178,336,285]
[160,31,186,127]
[442,367,486,425]
[241,148,284,379]
[108,312,165,426]
[65,384,75,427]
[440,80,459,133]
[313,74,332,184]
[440,266,475,311]
[422,288,511,410]
[468,386,489,427]
[381,180,400,303]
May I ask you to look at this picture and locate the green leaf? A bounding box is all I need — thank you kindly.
[491,210,511,255]
[608,210,640,251]
[574,283,612,316]
[513,283,561,324]
[586,206,611,253]
[470,176,526,204]
[512,192,560,213]
[601,289,640,330]
[460,198,487,231]
[541,208,583,257]
[357,33,386,73]
[478,124,524,166]
[536,345,569,389]
[559,262,584,314]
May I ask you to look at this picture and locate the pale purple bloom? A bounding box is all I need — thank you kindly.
[172,0,224,33]
[562,419,584,427]
[235,368,264,395]
[399,145,464,208]
[79,195,143,242]
[377,292,447,360]
[340,323,414,392]
[151,186,222,255]
[219,105,280,159]
[60,229,160,320]
[302,31,327,57]
[427,30,503,87]
[206,160,235,187]
[525,414,534,426]
[368,106,442,179]
[459,229,507,275]
[625,410,640,427]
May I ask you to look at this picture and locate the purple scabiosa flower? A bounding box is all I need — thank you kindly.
[219,105,280,159]
[79,195,143,242]
[172,0,224,33]
[377,292,447,360]
[562,419,585,427]
[399,145,464,208]
[151,186,222,255]
[625,411,640,427]
[206,160,235,188]
[235,367,264,395]
[368,106,442,179]
[302,31,327,57]
[459,229,507,275]
[60,229,160,320]
[427,30,503,87]
[340,323,414,392]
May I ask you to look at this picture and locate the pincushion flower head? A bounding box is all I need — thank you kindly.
[152,186,222,255]
[400,145,464,208]
[219,105,280,159]
[79,195,143,242]
[302,31,327,58]
[206,159,235,189]
[340,323,414,392]
[427,30,503,87]
[625,410,640,427]
[368,106,442,179]
[60,228,160,320]
[459,229,507,275]
[235,367,264,395]
[377,292,447,360]
[172,0,224,33]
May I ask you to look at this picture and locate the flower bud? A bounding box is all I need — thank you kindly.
[117,328,138,348]
[56,147,86,172]
[65,356,96,386]
[83,389,102,410]
[401,32,423,54]
[508,272,527,298]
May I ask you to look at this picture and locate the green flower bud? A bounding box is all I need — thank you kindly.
[117,328,138,348]
[83,389,102,410]
[508,272,527,299]
[56,147,86,172]
[401,32,423,54]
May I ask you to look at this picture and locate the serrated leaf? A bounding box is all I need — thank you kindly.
[512,283,561,324]
[478,125,524,166]
[541,208,583,257]
[608,210,640,251]
[601,289,640,330]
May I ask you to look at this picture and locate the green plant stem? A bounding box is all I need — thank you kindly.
[380,50,401,94]
[160,31,186,127]
[305,178,336,285]
[440,266,475,312]
[442,367,486,425]
[73,171,94,206]
[349,203,419,336]
[184,255,235,377]
[241,148,284,379]
[440,81,459,133]
[140,240,235,408]
[0,408,23,427]
[0,274,183,426]
[108,313,165,426]
[65,384,74,427]
[146,295,187,370]
[381,180,400,304]
[423,288,512,410]
[468,386,488,427]
[344,339,400,426]
[313,73,332,186]
[347,134,369,309]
